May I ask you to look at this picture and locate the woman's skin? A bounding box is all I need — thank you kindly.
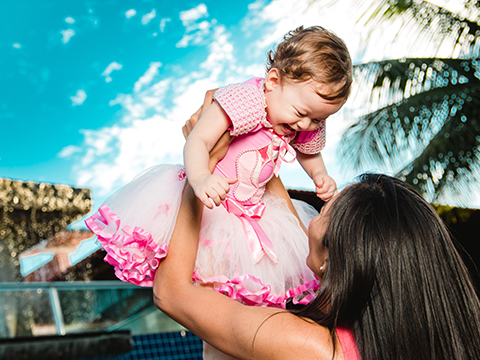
[153,184,343,360]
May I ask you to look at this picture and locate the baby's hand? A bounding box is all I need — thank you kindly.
[313,172,337,201]
[191,174,237,209]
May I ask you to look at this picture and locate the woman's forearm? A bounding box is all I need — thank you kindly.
[266,176,308,235]
[152,184,267,359]
[153,184,201,307]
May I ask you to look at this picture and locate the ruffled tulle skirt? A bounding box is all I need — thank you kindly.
[86,164,320,308]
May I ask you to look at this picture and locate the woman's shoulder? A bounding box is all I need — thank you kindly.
[252,310,344,360]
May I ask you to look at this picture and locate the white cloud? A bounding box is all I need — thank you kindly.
[247,0,264,11]
[13,43,21,49]
[179,3,208,25]
[142,9,156,25]
[73,44,234,196]
[74,112,187,196]
[65,17,75,24]
[160,18,171,32]
[102,62,123,82]
[176,4,212,48]
[176,20,215,48]
[198,25,233,78]
[125,9,136,18]
[61,29,75,44]
[58,145,82,158]
[133,62,162,93]
[70,89,87,106]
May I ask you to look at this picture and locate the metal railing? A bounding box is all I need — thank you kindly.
[0,281,178,339]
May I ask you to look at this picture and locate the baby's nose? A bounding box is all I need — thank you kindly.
[297,118,311,130]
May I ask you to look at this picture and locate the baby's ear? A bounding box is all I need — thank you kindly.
[264,68,281,90]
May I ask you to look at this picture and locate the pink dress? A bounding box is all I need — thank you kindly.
[86,77,325,308]
[336,328,360,360]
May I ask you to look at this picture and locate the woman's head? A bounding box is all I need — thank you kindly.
[266,25,352,102]
[302,173,480,359]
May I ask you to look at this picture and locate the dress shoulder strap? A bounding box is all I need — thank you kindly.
[335,328,360,360]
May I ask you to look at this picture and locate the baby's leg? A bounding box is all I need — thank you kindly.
[203,341,238,360]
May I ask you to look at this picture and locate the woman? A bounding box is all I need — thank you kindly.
[153,170,480,359]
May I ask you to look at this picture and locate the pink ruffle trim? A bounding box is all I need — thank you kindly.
[193,272,320,309]
[85,205,168,287]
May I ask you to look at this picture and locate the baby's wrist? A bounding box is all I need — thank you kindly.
[189,173,210,188]
[312,170,328,179]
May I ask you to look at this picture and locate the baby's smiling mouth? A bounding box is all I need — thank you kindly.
[283,124,296,134]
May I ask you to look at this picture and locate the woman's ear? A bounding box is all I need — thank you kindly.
[264,68,281,91]
[319,254,328,276]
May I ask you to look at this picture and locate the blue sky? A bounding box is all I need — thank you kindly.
[1,0,364,222]
[2,0,479,238]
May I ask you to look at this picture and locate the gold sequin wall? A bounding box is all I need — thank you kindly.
[0,178,92,282]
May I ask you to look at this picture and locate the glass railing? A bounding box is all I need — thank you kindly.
[0,281,183,339]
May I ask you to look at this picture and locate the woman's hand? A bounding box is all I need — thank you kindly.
[182,89,217,139]
[183,89,232,173]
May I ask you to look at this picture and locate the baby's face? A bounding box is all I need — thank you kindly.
[264,72,344,136]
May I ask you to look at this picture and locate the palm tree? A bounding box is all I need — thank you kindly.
[340,0,480,205]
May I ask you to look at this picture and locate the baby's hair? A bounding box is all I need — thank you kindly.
[266,25,352,101]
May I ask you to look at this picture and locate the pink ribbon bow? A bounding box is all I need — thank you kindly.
[224,198,278,264]
[271,132,296,176]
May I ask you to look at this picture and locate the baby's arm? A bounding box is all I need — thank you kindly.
[184,101,236,209]
[296,151,337,201]
[182,89,232,173]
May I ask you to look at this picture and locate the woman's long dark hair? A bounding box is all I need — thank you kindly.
[297,173,480,359]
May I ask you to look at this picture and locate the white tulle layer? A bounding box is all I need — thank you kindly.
[89,164,320,306]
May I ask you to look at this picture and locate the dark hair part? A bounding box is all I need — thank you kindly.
[297,173,480,359]
[266,25,352,101]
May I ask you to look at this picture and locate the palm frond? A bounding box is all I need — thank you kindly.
[341,85,468,170]
[351,0,480,58]
[341,60,480,202]
[350,58,480,116]
[396,95,480,205]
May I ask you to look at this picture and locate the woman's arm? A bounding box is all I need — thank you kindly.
[152,184,336,360]
[266,176,308,235]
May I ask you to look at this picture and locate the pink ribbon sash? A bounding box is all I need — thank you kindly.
[224,198,278,264]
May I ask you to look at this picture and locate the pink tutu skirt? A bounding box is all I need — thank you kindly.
[86,164,320,308]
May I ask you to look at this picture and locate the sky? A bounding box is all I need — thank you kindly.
[2,0,479,239]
